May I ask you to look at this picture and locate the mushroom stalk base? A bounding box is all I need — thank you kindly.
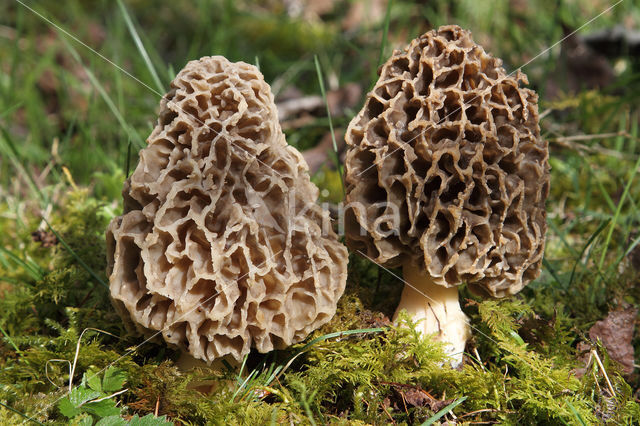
[177,352,236,394]
[393,262,470,367]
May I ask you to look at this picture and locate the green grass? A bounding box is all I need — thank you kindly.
[1,0,640,424]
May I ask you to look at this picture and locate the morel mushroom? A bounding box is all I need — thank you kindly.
[106,56,348,364]
[344,26,549,364]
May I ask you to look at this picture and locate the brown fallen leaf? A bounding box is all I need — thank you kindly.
[518,311,557,348]
[359,309,391,328]
[382,381,454,412]
[589,307,637,376]
[403,388,430,408]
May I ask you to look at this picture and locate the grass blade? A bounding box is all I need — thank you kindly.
[116,0,165,93]
[377,0,393,68]
[236,353,249,384]
[595,179,617,213]
[0,276,22,285]
[566,401,587,426]
[0,324,23,356]
[0,102,23,119]
[59,36,145,149]
[314,55,345,197]
[0,246,44,281]
[547,220,580,258]
[420,396,467,426]
[231,368,259,402]
[568,219,610,287]
[614,233,640,271]
[0,401,44,425]
[597,140,640,272]
[542,258,564,288]
[0,126,47,205]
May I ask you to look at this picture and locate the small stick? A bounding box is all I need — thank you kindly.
[459,408,502,418]
[473,347,486,371]
[592,349,616,397]
[549,131,635,160]
[539,108,552,119]
[399,391,409,415]
[552,132,626,142]
[379,399,396,425]
[592,369,603,394]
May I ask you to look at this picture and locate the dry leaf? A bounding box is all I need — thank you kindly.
[589,307,637,375]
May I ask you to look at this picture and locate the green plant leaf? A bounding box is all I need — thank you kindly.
[102,366,127,392]
[83,399,121,418]
[77,416,94,426]
[58,387,102,418]
[87,371,103,392]
[128,414,174,425]
[95,416,127,426]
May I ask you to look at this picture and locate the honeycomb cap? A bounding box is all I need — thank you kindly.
[107,56,348,363]
[345,25,549,297]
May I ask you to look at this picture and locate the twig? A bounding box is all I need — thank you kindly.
[380,400,396,424]
[552,132,626,142]
[459,408,503,418]
[399,391,409,415]
[592,349,616,397]
[549,131,636,160]
[539,108,552,119]
[473,347,486,371]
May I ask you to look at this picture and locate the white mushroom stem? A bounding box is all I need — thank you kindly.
[393,261,470,367]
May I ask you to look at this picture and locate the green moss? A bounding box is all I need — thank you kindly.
[1,172,639,425]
